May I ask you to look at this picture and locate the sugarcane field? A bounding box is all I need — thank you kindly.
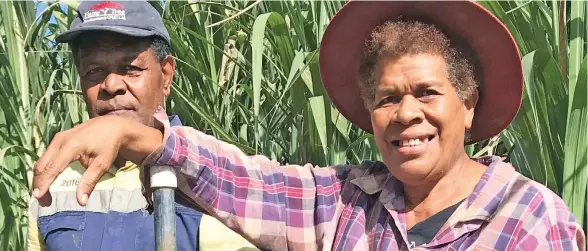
[0,1,586,250]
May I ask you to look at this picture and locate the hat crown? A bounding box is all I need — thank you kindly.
[61,0,170,44]
[80,1,127,22]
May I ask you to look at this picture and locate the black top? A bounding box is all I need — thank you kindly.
[407,199,465,248]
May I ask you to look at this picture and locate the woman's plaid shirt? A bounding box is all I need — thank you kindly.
[142,109,585,251]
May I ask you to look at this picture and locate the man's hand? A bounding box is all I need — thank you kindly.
[32,115,163,206]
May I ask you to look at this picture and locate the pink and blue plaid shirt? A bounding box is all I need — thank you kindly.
[143,109,585,250]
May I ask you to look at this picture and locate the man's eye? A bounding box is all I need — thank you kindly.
[125,66,144,72]
[124,66,145,76]
[85,68,102,76]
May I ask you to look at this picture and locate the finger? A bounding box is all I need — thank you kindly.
[37,191,53,207]
[76,158,109,206]
[33,145,78,201]
[33,132,65,198]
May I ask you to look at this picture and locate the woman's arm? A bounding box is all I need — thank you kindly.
[141,109,353,250]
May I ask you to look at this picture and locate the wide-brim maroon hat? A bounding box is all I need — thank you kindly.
[319,1,523,145]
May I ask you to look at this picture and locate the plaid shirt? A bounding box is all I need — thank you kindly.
[143,108,585,251]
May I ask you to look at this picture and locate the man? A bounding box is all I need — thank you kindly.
[26,1,259,250]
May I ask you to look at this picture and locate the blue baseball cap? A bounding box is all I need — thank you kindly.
[55,0,170,45]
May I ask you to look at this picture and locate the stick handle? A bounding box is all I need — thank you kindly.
[151,166,177,251]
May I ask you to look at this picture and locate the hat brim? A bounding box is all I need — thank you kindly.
[318,1,523,145]
[55,25,165,44]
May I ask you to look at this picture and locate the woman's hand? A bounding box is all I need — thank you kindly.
[32,115,163,207]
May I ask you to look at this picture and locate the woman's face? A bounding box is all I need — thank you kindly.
[370,53,476,186]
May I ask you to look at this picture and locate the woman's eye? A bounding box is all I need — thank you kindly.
[422,89,438,96]
[418,89,440,102]
[379,96,400,105]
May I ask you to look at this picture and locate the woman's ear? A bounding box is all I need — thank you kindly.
[161,55,176,96]
[464,90,478,130]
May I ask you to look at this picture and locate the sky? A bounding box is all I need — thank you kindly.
[34,1,62,25]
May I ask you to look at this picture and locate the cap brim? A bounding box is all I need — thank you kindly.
[318,1,523,145]
[55,25,162,43]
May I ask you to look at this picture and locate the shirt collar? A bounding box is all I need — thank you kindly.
[461,156,516,221]
[349,160,405,208]
[168,114,182,127]
[349,156,515,222]
[349,161,390,195]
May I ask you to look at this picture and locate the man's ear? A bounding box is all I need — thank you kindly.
[464,90,478,130]
[161,55,175,96]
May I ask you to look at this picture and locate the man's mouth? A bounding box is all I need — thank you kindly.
[98,109,134,116]
[106,109,131,116]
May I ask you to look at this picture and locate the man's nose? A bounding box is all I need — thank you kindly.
[100,73,127,95]
[394,96,424,125]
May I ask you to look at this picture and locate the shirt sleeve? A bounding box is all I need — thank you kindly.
[515,197,586,251]
[141,108,352,250]
[26,199,46,251]
[550,218,586,251]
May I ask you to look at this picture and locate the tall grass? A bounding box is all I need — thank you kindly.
[0,1,585,250]
[479,1,587,227]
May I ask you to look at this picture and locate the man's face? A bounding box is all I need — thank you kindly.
[76,32,174,127]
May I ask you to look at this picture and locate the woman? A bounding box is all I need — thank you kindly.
[32,1,584,250]
[149,1,582,250]
[136,1,581,250]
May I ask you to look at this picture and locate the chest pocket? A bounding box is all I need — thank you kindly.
[38,211,86,251]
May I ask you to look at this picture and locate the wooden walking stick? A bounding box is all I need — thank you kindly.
[150,166,177,251]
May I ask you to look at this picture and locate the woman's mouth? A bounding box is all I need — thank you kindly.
[391,135,435,155]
